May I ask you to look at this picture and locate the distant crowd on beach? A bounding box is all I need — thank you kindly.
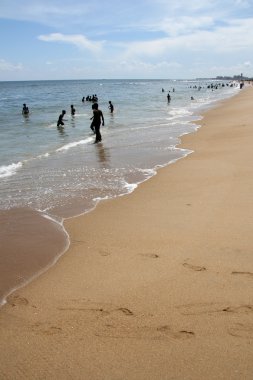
[163,80,245,104]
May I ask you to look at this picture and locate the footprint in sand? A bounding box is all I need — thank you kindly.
[177,303,253,316]
[99,250,111,256]
[176,302,221,315]
[116,307,134,316]
[183,262,207,272]
[95,323,195,340]
[139,253,159,259]
[156,325,195,340]
[58,299,134,317]
[32,322,62,336]
[8,294,29,307]
[228,323,253,339]
[222,305,253,314]
[231,271,253,278]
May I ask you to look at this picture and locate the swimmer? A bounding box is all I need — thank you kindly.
[22,103,29,115]
[71,104,76,116]
[108,101,114,113]
[57,110,66,127]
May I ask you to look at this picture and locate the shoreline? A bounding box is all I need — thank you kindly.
[1,86,253,379]
[0,147,189,307]
[0,208,69,305]
[0,116,195,305]
[0,147,191,307]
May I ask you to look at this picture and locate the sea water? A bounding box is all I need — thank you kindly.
[0,79,239,303]
[0,79,239,217]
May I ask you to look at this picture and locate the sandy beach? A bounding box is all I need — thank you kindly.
[1,86,253,379]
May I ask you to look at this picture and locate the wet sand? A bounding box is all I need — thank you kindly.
[0,208,68,304]
[1,86,253,379]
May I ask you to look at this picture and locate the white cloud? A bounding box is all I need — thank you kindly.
[0,59,23,71]
[0,0,91,26]
[130,15,216,39]
[157,16,215,36]
[38,33,104,53]
[1,0,253,80]
[243,61,252,66]
[234,0,251,7]
[120,17,253,60]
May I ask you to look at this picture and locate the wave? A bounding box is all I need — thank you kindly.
[1,136,94,179]
[168,108,193,117]
[56,136,94,152]
[0,162,22,178]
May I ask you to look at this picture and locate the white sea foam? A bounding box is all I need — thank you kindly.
[168,108,193,117]
[48,123,57,128]
[56,137,93,152]
[0,162,22,178]
[41,212,64,226]
[38,152,50,159]
[74,113,88,117]
[123,182,138,193]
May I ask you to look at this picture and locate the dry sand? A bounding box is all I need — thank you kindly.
[1,87,253,379]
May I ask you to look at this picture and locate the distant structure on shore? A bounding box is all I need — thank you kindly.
[215,74,252,80]
[196,74,252,81]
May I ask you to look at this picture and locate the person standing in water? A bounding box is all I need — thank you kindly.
[22,103,29,115]
[90,103,104,143]
[90,103,96,133]
[108,101,114,113]
[71,104,76,116]
[57,110,66,127]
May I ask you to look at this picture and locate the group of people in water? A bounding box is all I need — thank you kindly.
[56,99,113,143]
[56,105,76,125]
[22,80,241,144]
[162,87,175,103]
[82,94,98,102]
[22,98,114,144]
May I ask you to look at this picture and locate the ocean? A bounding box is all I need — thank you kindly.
[0,78,239,304]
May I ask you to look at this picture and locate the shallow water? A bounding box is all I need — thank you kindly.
[0,79,239,304]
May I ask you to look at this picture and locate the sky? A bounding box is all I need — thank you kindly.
[0,0,253,80]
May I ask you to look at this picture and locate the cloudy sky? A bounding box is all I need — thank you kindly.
[0,0,253,80]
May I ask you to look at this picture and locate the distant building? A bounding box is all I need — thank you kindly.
[216,74,251,80]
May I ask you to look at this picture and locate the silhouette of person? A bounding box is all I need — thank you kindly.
[90,103,104,143]
[57,110,66,127]
[108,101,114,113]
[167,93,171,102]
[22,103,29,115]
[90,103,96,133]
[71,104,76,116]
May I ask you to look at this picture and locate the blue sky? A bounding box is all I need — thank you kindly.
[0,0,253,80]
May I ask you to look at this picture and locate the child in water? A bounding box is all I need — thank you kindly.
[71,105,75,116]
[90,103,104,143]
[22,104,29,115]
[108,101,114,113]
[57,110,66,127]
